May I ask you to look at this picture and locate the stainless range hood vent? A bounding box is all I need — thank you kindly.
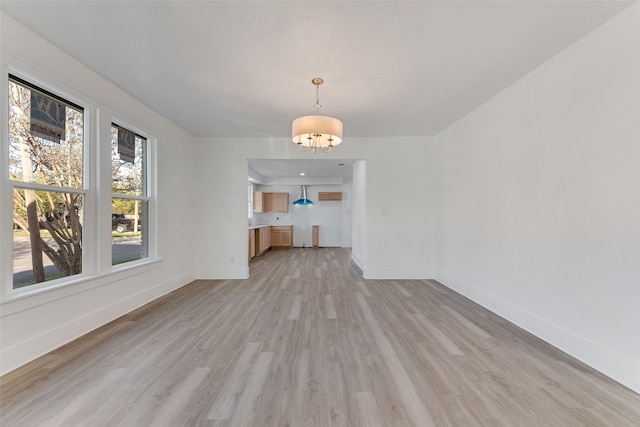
[293,185,313,205]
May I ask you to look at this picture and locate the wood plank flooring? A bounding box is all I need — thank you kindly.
[1,248,639,426]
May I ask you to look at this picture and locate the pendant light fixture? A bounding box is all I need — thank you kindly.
[293,185,313,205]
[292,78,343,154]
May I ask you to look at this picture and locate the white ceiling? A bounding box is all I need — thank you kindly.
[1,1,634,179]
[248,159,354,182]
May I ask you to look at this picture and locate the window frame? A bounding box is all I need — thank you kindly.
[1,66,158,304]
[110,122,153,267]
[4,72,92,298]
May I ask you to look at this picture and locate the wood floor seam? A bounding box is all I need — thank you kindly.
[1,248,638,427]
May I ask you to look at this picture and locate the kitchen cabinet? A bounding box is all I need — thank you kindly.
[263,192,289,212]
[255,226,271,255]
[312,225,319,248]
[271,225,293,249]
[254,191,288,213]
[318,192,342,201]
[253,191,263,212]
[248,229,256,260]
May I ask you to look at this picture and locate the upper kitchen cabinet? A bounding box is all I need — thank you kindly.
[254,191,289,213]
[263,192,289,213]
[318,192,343,201]
[254,191,263,212]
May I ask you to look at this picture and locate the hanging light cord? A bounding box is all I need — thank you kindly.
[314,83,321,113]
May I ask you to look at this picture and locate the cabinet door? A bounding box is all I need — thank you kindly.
[249,229,256,259]
[263,193,289,213]
[271,230,285,247]
[264,226,271,249]
[312,225,319,248]
[273,193,289,212]
[318,192,342,201]
[254,191,263,212]
[262,193,272,212]
[256,226,271,255]
[271,226,292,248]
[255,228,262,255]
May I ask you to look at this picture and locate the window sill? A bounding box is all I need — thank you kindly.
[1,258,163,316]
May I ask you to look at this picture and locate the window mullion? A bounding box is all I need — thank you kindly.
[13,181,88,195]
[111,193,150,202]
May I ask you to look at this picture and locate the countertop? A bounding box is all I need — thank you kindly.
[248,224,270,230]
[248,224,292,230]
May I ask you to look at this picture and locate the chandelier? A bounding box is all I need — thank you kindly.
[292,77,343,153]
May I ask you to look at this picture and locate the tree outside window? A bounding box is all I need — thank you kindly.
[111,124,149,265]
[9,76,85,287]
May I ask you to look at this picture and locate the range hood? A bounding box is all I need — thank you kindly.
[293,185,313,205]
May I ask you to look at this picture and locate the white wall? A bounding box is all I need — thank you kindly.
[0,13,198,375]
[363,141,437,279]
[194,137,437,280]
[436,3,640,393]
[341,176,353,248]
[351,160,367,270]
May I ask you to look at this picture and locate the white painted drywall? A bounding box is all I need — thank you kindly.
[193,137,437,280]
[341,176,353,248]
[351,161,366,270]
[362,140,436,279]
[0,13,198,375]
[436,3,640,393]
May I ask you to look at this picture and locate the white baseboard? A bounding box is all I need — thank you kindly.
[0,272,193,377]
[351,253,365,271]
[363,267,433,280]
[435,269,640,395]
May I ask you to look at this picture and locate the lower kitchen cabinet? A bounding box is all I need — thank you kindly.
[248,229,256,260]
[271,225,293,249]
[256,226,271,255]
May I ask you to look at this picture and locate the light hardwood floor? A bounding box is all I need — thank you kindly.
[1,248,639,426]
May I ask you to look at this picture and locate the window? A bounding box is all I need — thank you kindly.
[5,72,156,297]
[111,124,149,265]
[8,75,85,288]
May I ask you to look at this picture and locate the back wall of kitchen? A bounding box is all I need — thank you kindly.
[252,183,352,248]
